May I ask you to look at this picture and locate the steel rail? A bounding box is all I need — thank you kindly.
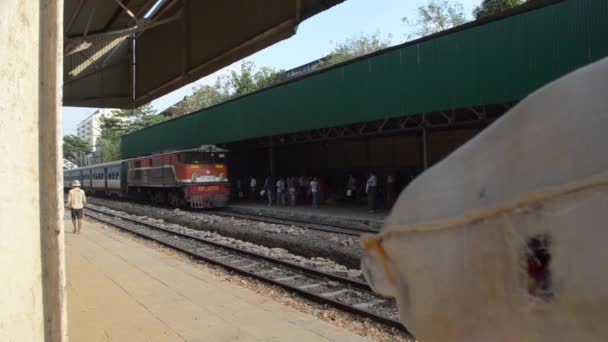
[213,208,379,237]
[84,206,408,333]
[86,205,371,291]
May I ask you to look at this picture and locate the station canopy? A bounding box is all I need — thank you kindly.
[63,0,344,109]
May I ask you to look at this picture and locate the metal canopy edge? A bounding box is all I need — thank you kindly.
[63,0,346,109]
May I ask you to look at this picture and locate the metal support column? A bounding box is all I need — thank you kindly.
[421,126,429,170]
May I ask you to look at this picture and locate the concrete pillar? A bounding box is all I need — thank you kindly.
[0,0,66,341]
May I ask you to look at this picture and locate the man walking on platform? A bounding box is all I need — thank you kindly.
[67,180,87,234]
[366,172,378,213]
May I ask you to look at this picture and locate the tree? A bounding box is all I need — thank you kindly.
[97,104,167,161]
[227,61,284,96]
[403,0,467,38]
[171,60,284,117]
[473,0,523,19]
[323,32,392,65]
[95,137,121,162]
[63,135,92,163]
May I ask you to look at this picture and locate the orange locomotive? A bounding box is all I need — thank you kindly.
[126,146,230,208]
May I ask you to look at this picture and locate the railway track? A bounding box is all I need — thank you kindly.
[84,205,408,333]
[88,195,379,236]
[213,208,379,237]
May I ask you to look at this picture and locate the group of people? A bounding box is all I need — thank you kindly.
[250,176,325,208]
[350,172,397,213]
[235,171,402,212]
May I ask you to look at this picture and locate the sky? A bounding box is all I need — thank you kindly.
[63,0,482,135]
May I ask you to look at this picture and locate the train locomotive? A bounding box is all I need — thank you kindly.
[64,145,230,208]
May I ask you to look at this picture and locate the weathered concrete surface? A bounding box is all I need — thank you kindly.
[66,219,370,341]
[0,1,44,340]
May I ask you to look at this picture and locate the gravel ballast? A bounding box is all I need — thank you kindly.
[89,197,365,268]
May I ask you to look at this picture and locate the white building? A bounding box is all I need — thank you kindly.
[76,108,115,151]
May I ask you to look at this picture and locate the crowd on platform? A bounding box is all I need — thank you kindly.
[231,171,417,212]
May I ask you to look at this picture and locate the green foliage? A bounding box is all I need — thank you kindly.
[63,135,92,163]
[171,60,284,117]
[473,0,524,19]
[323,32,392,66]
[403,0,467,38]
[96,137,121,162]
[97,104,167,161]
[227,61,285,97]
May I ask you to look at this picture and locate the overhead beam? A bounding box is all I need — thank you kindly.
[103,0,131,32]
[65,0,85,34]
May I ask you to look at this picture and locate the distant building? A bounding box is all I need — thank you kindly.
[76,108,115,151]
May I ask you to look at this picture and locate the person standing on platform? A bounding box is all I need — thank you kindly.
[67,180,87,234]
[276,177,286,206]
[263,176,275,205]
[318,178,326,204]
[347,174,357,202]
[249,176,257,201]
[288,177,297,206]
[310,177,320,208]
[298,176,306,202]
[385,174,396,209]
[236,179,244,201]
[366,172,378,213]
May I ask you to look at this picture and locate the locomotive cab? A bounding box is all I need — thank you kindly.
[176,146,230,208]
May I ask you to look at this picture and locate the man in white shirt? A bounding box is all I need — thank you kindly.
[366,172,378,213]
[309,177,319,208]
[249,176,257,201]
[66,180,87,234]
[276,178,286,205]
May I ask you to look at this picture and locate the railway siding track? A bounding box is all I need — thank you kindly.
[85,206,408,333]
[213,209,379,237]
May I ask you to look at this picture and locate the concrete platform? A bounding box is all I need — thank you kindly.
[227,202,387,230]
[65,218,370,341]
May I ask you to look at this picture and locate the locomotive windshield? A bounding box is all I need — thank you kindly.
[180,152,226,164]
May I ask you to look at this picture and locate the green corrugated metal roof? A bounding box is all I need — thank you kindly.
[122,0,608,158]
